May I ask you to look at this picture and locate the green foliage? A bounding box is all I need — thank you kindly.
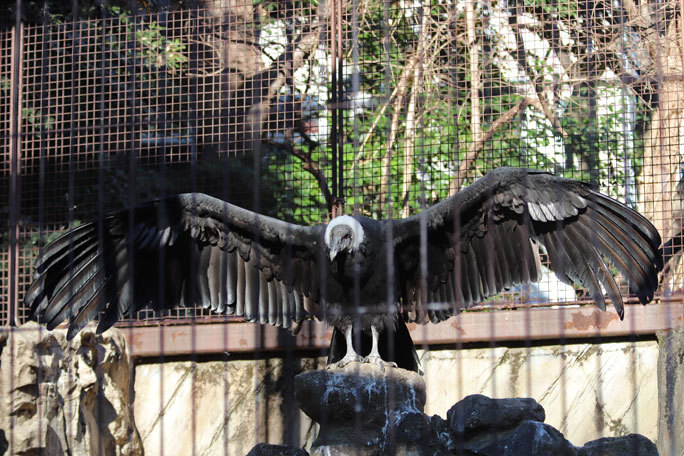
[26,221,82,249]
[11,0,650,228]
[19,7,191,163]
[106,6,188,71]
[22,107,56,135]
[262,141,330,224]
[328,0,644,219]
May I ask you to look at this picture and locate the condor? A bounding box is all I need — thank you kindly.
[25,168,663,372]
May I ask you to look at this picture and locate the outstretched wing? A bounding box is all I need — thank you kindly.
[392,167,663,324]
[25,193,325,339]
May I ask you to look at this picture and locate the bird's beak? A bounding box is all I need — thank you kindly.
[329,248,338,262]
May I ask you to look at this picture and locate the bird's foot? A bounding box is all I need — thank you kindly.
[362,354,397,372]
[326,352,363,370]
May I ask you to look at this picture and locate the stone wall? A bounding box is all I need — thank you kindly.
[0,323,141,456]
[657,328,684,456]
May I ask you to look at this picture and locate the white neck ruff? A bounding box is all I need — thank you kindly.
[324,215,365,251]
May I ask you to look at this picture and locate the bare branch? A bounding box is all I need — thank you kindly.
[509,8,568,140]
[400,7,429,219]
[450,97,533,193]
[379,60,413,215]
[265,136,334,213]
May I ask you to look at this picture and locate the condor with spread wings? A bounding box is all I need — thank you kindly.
[25,168,663,371]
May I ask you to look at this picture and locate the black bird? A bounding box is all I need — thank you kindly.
[25,168,663,372]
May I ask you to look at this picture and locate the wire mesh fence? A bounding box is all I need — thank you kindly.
[3,0,683,328]
[1,0,684,453]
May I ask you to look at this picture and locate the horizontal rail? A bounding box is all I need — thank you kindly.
[123,301,684,358]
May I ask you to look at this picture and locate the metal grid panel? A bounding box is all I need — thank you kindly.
[1,28,13,327]
[339,0,682,309]
[3,0,684,330]
[2,1,684,454]
[0,30,10,177]
[10,5,331,327]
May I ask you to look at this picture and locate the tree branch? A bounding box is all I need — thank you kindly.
[400,7,429,218]
[450,97,533,193]
[266,137,335,214]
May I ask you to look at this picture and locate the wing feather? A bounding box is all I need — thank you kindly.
[294,290,305,323]
[393,167,662,324]
[458,249,473,307]
[268,279,279,326]
[565,223,623,315]
[236,257,246,317]
[96,280,131,335]
[470,237,490,297]
[43,239,127,328]
[588,210,659,293]
[492,224,512,290]
[207,247,221,312]
[244,261,259,322]
[26,193,323,339]
[33,223,98,271]
[465,245,483,303]
[573,216,647,294]
[499,221,520,286]
[445,271,456,306]
[197,246,212,309]
[278,282,289,328]
[551,229,606,310]
[27,241,100,317]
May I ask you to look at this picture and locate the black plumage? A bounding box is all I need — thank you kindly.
[25,168,663,372]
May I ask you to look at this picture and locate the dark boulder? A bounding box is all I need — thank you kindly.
[447,394,546,434]
[247,443,309,456]
[577,434,659,456]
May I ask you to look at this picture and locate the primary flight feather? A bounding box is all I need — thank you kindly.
[25,168,663,371]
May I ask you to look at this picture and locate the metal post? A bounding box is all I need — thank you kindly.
[8,14,23,327]
[335,0,344,204]
[330,0,339,202]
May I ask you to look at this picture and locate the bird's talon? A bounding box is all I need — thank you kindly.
[327,353,363,369]
[362,355,397,371]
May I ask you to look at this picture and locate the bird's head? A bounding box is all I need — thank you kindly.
[324,215,365,262]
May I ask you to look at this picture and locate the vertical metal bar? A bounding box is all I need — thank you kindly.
[336,0,344,202]
[652,0,675,450]
[7,7,23,455]
[66,2,79,451]
[329,0,338,201]
[680,0,684,92]
[93,6,106,456]
[381,0,391,215]
[125,2,139,453]
[188,7,200,456]
[351,0,360,215]
[8,10,23,328]
[36,8,49,453]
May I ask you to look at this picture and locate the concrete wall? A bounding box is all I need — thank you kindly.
[420,341,658,445]
[134,357,322,455]
[132,340,660,455]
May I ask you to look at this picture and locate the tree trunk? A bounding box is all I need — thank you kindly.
[452,0,482,193]
[639,16,684,243]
